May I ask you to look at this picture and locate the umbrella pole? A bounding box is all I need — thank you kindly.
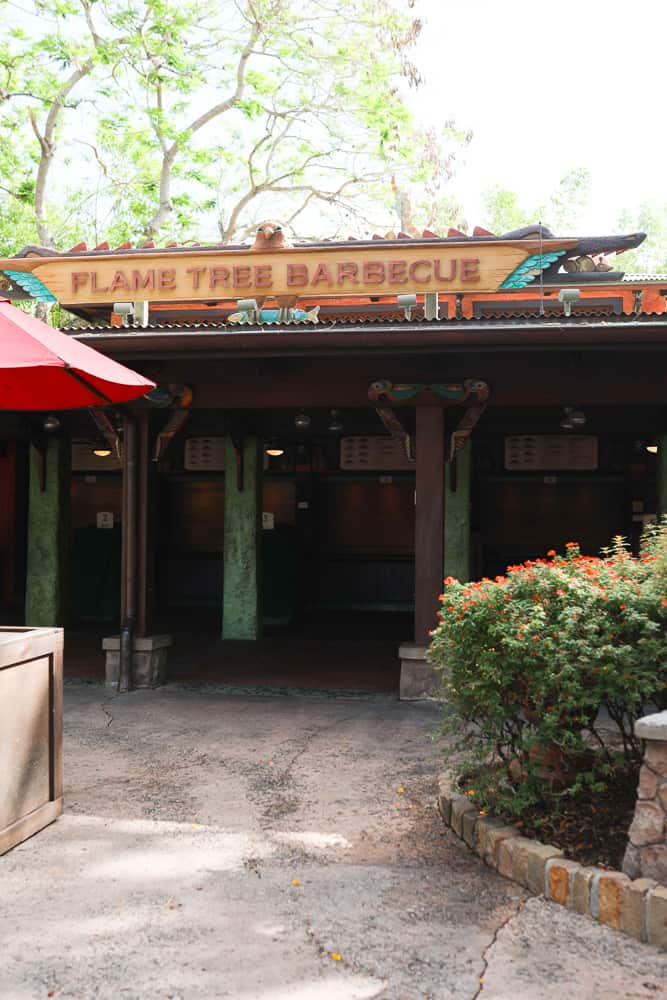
[119,414,138,692]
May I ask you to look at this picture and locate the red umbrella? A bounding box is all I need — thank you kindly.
[0,298,154,408]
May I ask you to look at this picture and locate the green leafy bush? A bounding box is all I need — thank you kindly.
[428,526,667,818]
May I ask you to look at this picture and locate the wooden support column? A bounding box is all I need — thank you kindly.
[25,436,70,627]
[118,415,137,692]
[414,406,444,644]
[657,433,667,520]
[223,434,262,640]
[444,438,472,583]
[103,413,170,689]
[136,411,155,638]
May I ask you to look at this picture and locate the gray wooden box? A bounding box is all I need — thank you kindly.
[0,627,63,855]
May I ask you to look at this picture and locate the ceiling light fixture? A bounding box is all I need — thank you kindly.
[328,409,343,433]
[43,413,60,433]
[560,406,586,431]
[265,442,285,457]
[93,445,112,458]
[294,411,311,431]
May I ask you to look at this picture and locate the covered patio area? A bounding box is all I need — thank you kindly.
[63,611,408,693]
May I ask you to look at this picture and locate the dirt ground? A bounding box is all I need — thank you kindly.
[1,684,665,999]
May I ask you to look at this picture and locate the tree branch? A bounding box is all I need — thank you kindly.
[32,59,94,246]
[144,15,263,238]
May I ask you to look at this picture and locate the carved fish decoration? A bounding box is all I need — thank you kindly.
[227,305,320,326]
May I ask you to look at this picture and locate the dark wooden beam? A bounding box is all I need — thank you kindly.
[116,350,667,410]
[414,406,444,645]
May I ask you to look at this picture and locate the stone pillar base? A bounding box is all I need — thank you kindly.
[623,710,667,884]
[399,643,439,700]
[103,634,172,688]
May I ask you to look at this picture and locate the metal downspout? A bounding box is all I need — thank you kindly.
[118,414,138,693]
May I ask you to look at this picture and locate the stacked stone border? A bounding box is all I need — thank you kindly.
[437,773,667,949]
[623,711,667,881]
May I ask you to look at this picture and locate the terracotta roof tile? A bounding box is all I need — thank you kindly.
[11,226,647,261]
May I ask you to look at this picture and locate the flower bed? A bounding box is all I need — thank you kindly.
[428,528,667,868]
[437,773,667,948]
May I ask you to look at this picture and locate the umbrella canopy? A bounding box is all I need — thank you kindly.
[0,299,154,409]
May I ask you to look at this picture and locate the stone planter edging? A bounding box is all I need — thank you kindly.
[437,773,667,950]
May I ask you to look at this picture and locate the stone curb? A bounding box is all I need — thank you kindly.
[437,773,667,950]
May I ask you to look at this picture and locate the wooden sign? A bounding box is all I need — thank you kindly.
[0,238,576,307]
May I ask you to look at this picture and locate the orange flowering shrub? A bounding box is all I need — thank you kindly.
[428,525,667,816]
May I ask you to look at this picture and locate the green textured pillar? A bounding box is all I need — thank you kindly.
[657,433,667,519]
[222,434,262,639]
[444,439,471,583]
[25,437,70,626]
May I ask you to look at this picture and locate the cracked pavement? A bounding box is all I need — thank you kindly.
[1,686,665,999]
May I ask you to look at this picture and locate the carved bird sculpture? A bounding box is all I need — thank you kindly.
[251,220,291,252]
[251,221,295,321]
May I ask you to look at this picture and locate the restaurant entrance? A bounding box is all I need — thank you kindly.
[149,406,416,690]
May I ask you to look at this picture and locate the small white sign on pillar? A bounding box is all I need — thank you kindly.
[96,511,114,530]
[262,512,275,530]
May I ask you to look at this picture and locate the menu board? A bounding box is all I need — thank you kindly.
[504,435,598,471]
[340,436,413,471]
[184,437,226,471]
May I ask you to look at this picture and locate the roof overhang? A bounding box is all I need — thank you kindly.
[71,316,667,361]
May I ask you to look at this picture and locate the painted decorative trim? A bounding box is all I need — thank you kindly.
[437,773,667,949]
[499,251,567,289]
[3,269,58,303]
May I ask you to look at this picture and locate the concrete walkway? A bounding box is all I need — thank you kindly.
[1,686,665,1000]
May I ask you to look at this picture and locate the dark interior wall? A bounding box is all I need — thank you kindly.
[0,442,23,610]
[65,395,664,625]
[71,475,122,529]
[478,479,628,578]
[156,472,416,614]
[0,443,17,603]
[70,474,122,622]
[318,480,414,554]
[472,413,660,575]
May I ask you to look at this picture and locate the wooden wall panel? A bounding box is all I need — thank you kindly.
[318,481,415,554]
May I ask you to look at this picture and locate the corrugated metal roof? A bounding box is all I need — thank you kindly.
[622,273,667,283]
[63,311,667,335]
[13,225,646,260]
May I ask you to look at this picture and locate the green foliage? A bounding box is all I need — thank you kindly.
[616,201,667,274]
[547,167,591,233]
[0,0,454,248]
[428,528,667,819]
[481,186,536,235]
[481,168,592,235]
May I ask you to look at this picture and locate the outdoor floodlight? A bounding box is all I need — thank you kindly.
[397,293,417,320]
[237,299,258,313]
[557,287,581,317]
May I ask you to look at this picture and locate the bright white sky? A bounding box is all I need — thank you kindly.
[411,0,667,232]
